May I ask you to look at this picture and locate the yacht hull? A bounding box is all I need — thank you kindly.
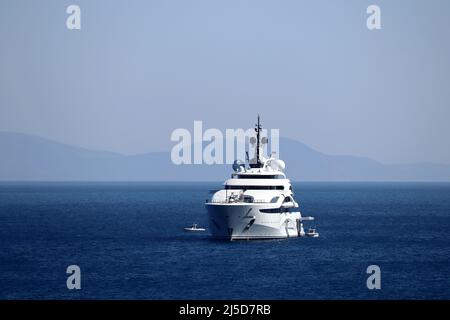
[206,203,302,240]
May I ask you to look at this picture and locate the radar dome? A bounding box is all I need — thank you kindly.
[268,159,285,172]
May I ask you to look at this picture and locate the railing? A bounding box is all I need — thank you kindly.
[206,199,270,204]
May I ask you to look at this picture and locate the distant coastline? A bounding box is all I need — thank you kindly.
[1,132,450,182]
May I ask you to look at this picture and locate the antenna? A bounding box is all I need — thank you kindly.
[249,115,264,169]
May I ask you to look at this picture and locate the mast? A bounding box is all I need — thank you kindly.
[255,115,262,167]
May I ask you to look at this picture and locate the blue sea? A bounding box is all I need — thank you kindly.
[0,182,449,300]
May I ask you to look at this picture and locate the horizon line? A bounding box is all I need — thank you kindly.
[1,180,450,184]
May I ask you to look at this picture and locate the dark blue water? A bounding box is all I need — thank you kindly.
[0,182,449,300]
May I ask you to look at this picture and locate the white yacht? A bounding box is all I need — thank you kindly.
[206,116,315,240]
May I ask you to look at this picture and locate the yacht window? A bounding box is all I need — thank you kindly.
[260,207,296,213]
[270,196,279,203]
[235,175,284,179]
[225,185,284,190]
[283,196,292,203]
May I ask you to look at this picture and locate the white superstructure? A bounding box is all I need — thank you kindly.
[205,116,314,240]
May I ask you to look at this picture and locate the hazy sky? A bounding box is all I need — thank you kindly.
[1,0,449,164]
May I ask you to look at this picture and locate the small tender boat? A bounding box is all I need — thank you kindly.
[306,228,319,238]
[184,224,206,232]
